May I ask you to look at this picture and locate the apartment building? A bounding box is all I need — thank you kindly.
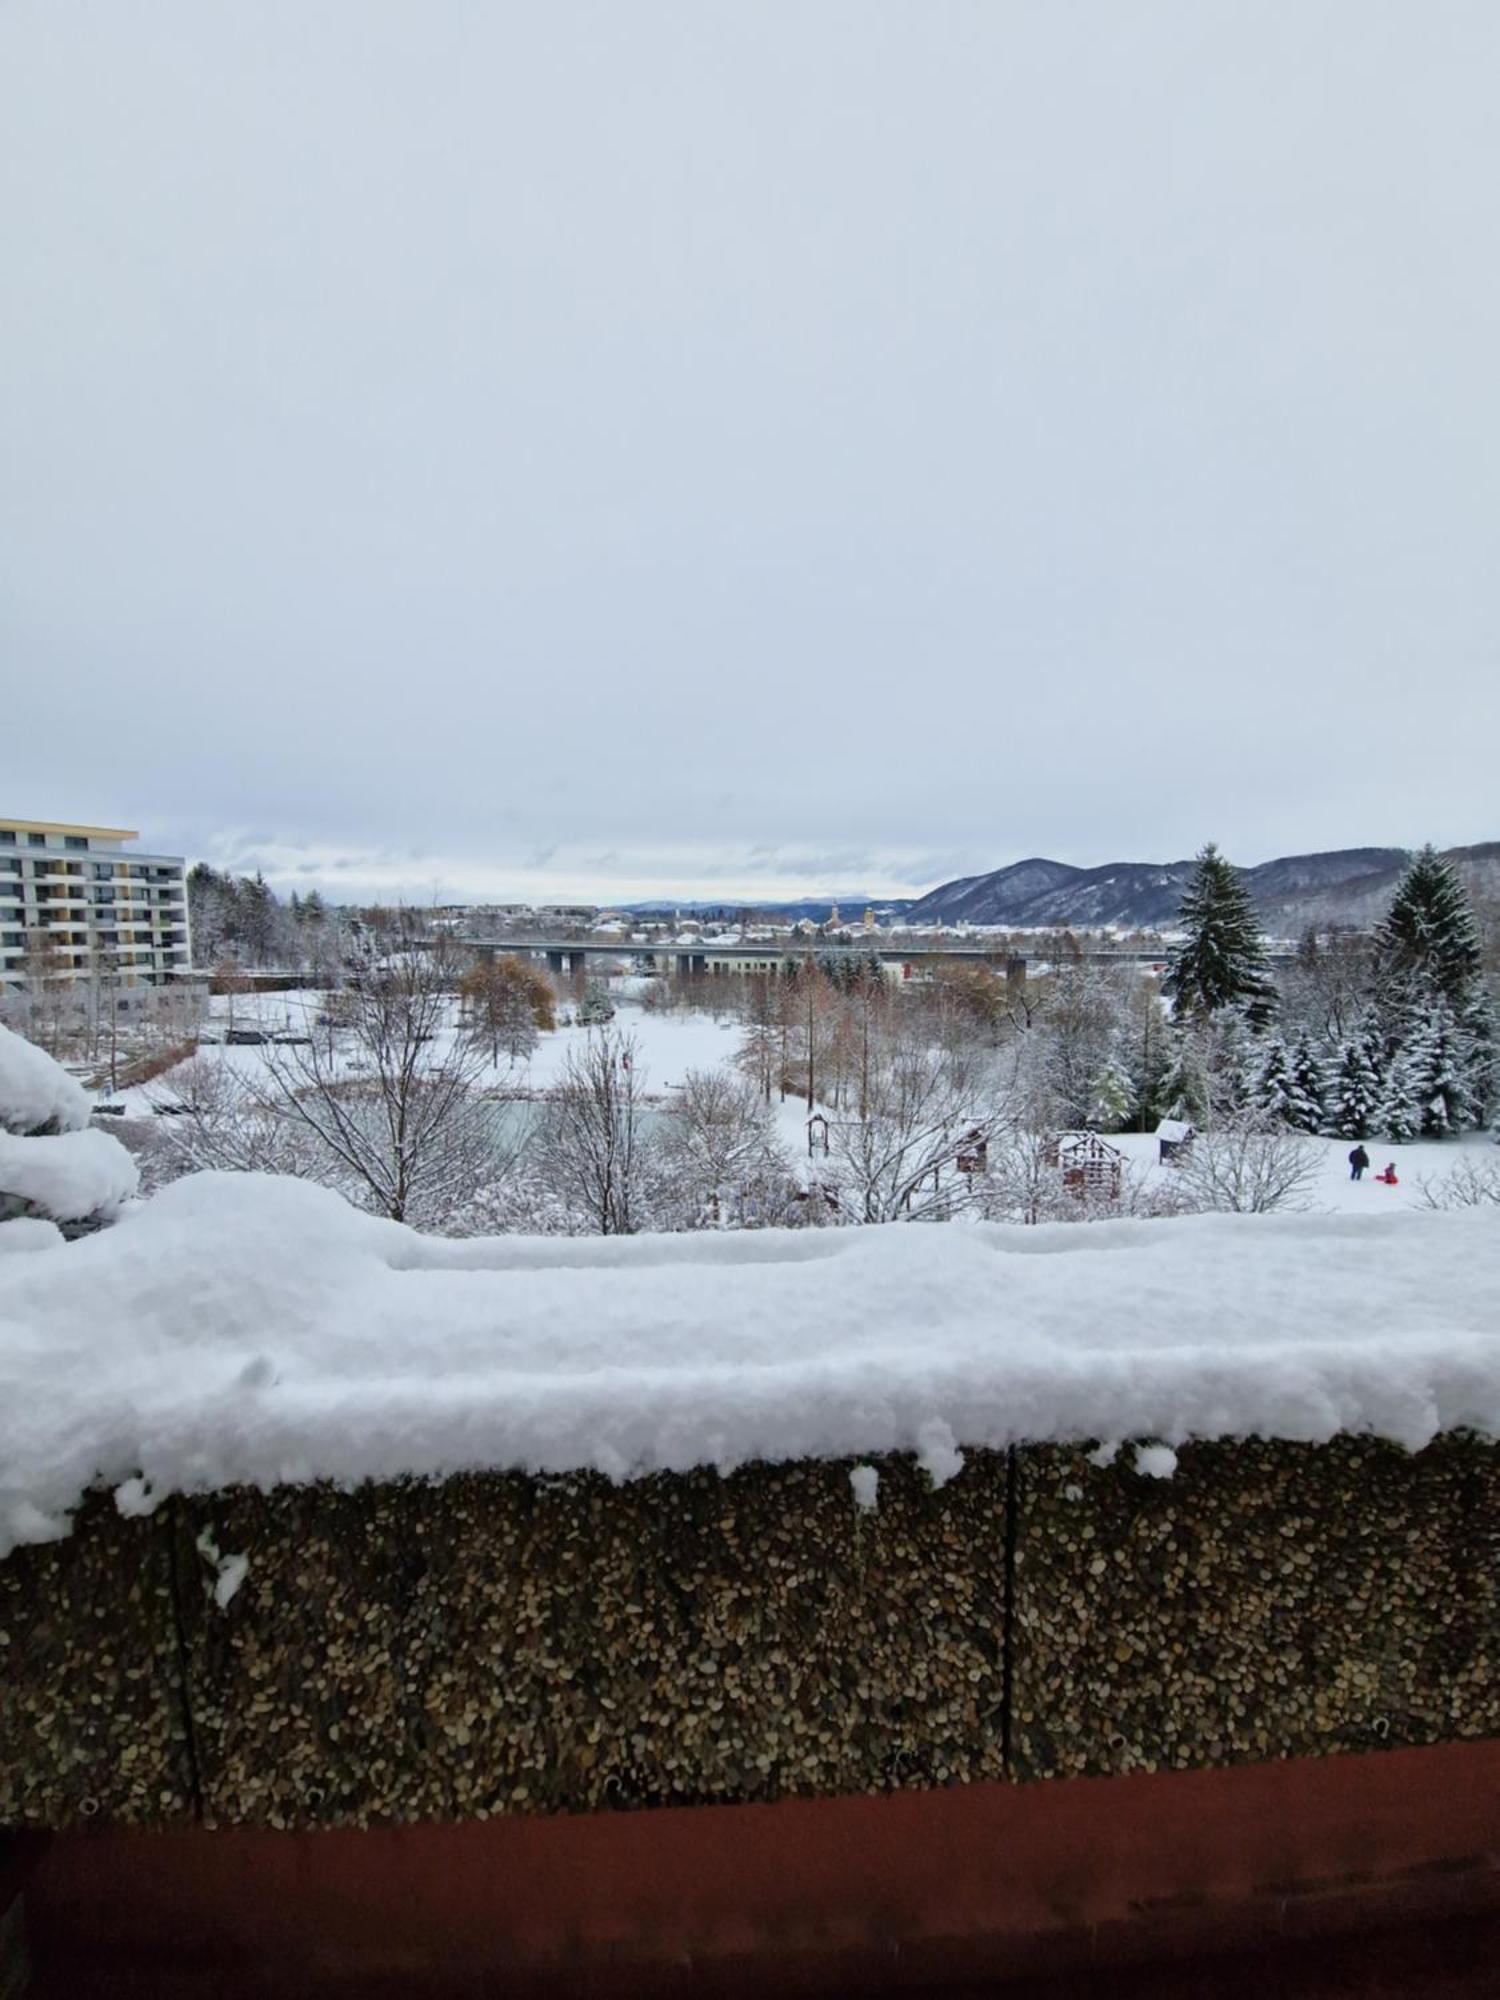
[0,818,191,991]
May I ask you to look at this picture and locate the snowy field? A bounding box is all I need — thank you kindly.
[1106,1129,1475,1215]
[2,1170,1498,1555]
[106,988,744,1120]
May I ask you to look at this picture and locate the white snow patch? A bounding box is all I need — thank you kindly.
[213,1553,250,1608]
[1133,1444,1179,1480]
[1,1172,1499,1555]
[850,1464,880,1512]
[114,1475,161,1518]
[7,1500,67,1545]
[915,1419,965,1488]
[195,1527,250,1608]
[0,1127,139,1222]
[0,1024,91,1135]
[0,1218,65,1255]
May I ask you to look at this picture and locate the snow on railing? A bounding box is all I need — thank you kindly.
[3,1169,1498,1556]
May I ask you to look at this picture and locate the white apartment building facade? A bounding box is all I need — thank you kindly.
[0,818,191,992]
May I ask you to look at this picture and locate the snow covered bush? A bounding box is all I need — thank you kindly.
[1415,1154,1500,1210]
[1173,1117,1321,1214]
[0,1022,137,1239]
[978,1127,1193,1225]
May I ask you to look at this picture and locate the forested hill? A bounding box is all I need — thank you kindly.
[905,843,1500,932]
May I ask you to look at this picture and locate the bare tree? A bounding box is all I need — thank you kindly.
[252,933,495,1224]
[1174,1118,1322,1214]
[17,931,72,1054]
[1415,1153,1500,1209]
[531,1027,650,1234]
[213,954,253,1045]
[735,974,781,1106]
[656,1066,791,1226]
[140,1056,329,1188]
[826,1038,1011,1223]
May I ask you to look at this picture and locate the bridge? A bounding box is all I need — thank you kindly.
[460,933,1298,980]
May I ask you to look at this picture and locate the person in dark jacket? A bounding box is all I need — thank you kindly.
[1348,1144,1370,1181]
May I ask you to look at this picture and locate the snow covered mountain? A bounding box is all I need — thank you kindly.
[904,843,1500,932]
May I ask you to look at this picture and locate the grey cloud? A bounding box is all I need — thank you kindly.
[2,1,1496,900]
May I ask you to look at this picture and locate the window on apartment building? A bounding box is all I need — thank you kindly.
[64,835,87,850]
[93,862,113,879]
[27,833,46,847]
[0,830,15,845]
[2,934,23,949]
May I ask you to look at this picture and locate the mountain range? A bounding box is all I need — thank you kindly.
[903,842,1500,934]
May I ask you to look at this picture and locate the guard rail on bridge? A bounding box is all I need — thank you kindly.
[459,933,1296,975]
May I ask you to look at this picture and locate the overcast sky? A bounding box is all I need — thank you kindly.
[3,4,1497,905]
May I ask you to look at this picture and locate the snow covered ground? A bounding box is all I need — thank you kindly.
[1106,1129,1477,1215]
[103,989,745,1119]
[2,1171,1497,1555]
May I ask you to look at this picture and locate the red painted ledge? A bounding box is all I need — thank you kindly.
[17,1741,1500,1995]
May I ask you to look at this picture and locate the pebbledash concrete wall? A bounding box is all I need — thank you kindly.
[3,1435,1498,1830]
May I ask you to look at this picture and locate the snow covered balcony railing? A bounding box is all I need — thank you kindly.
[2,1171,1499,1831]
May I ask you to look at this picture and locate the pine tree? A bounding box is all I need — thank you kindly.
[1251,1035,1296,1124]
[1158,1012,1252,1126]
[1162,844,1276,1023]
[1087,1048,1135,1132]
[1323,1036,1382,1140]
[1401,1001,1477,1136]
[1461,990,1497,1131]
[1374,846,1483,1012]
[237,872,281,966]
[1377,1002,1474,1140]
[1286,1034,1325,1133]
[1127,997,1174,1131]
[1379,1043,1424,1143]
[1157,1028,1206,1125]
[1372,848,1494,1133]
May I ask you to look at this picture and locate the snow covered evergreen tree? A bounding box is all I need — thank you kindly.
[1250,1035,1296,1124]
[1159,1010,1253,1127]
[1286,1034,1326,1133]
[1356,1008,1389,1089]
[1371,847,1493,1134]
[1323,1035,1383,1140]
[1461,990,1497,1132]
[1162,844,1276,1024]
[1086,1048,1135,1132]
[1379,1000,1478,1138]
[1378,1043,1424,1143]
[1374,845,1483,1012]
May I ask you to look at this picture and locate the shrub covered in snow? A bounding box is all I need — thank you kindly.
[0,1023,138,1239]
[0,1022,91,1136]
